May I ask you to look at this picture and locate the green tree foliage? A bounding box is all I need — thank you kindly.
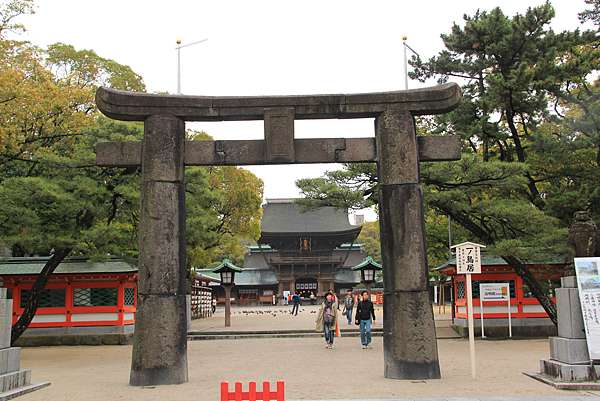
[0,4,263,341]
[357,221,381,263]
[296,3,600,325]
[580,0,600,26]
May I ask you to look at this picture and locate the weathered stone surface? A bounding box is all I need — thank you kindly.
[378,184,429,291]
[375,109,419,185]
[568,211,599,259]
[377,105,440,380]
[417,136,461,162]
[96,136,461,167]
[383,289,440,379]
[95,83,462,121]
[130,295,188,386]
[0,369,30,393]
[550,337,590,364]
[141,115,185,182]
[137,181,186,295]
[540,359,600,382]
[0,348,21,375]
[95,141,141,167]
[556,288,586,339]
[264,108,295,163]
[131,114,188,386]
[0,300,12,349]
[561,276,577,289]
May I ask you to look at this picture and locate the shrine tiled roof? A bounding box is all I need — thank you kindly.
[0,257,137,275]
[195,268,278,286]
[260,200,361,235]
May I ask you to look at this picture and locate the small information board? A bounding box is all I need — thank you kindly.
[451,241,486,379]
[456,244,482,274]
[479,282,512,338]
[574,257,600,360]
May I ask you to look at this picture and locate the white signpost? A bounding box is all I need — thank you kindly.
[451,241,485,379]
[479,283,512,339]
[573,257,600,360]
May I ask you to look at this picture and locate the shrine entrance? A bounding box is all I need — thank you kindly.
[95,83,462,386]
[294,277,318,299]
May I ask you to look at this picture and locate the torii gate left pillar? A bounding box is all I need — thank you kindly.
[95,83,462,386]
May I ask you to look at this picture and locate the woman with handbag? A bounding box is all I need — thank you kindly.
[315,292,339,349]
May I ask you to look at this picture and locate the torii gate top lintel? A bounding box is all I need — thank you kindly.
[95,82,461,122]
[95,83,462,167]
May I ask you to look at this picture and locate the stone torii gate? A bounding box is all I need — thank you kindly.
[95,83,462,386]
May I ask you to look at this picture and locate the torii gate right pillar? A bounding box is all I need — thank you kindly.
[376,109,441,380]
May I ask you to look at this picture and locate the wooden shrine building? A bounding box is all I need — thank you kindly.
[0,256,137,340]
[199,199,366,304]
[436,256,569,337]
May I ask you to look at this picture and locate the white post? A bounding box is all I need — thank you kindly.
[175,38,208,95]
[466,273,476,379]
[480,287,485,339]
[403,39,408,90]
[176,46,181,94]
[507,283,512,338]
[434,285,438,305]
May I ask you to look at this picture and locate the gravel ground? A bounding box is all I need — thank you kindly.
[17,336,600,401]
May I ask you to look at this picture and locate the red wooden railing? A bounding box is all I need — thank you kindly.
[221,381,285,401]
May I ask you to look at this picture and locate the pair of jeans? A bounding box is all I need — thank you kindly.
[291,303,299,315]
[346,307,353,324]
[359,319,372,346]
[324,323,334,345]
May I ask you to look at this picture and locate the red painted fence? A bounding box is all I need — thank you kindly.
[221,381,285,401]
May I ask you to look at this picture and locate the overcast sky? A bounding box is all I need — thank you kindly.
[18,0,590,221]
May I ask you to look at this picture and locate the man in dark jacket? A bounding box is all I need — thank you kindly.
[291,292,301,316]
[355,290,376,349]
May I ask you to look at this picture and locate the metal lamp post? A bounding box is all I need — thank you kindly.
[212,259,242,327]
[176,38,208,94]
[402,36,420,90]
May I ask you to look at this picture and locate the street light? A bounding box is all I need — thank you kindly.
[402,36,420,90]
[212,258,242,327]
[176,37,208,94]
[351,256,383,293]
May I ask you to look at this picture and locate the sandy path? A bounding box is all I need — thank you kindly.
[17,337,600,401]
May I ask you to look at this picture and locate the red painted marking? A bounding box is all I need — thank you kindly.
[220,381,285,401]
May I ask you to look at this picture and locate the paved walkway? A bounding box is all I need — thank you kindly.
[298,395,600,401]
[17,337,600,401]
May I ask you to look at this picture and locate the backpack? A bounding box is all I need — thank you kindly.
[323,304,335,325]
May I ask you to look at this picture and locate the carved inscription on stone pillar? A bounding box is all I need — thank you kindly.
[264,108,295,163]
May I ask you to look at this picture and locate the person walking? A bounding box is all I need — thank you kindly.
[342,290,355,325]
[355,290,375,349]
[316,292,338,349]
[291,292,301,316]
[211,297,217,315]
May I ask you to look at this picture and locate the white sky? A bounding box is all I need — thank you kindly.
[19,0,590,222]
